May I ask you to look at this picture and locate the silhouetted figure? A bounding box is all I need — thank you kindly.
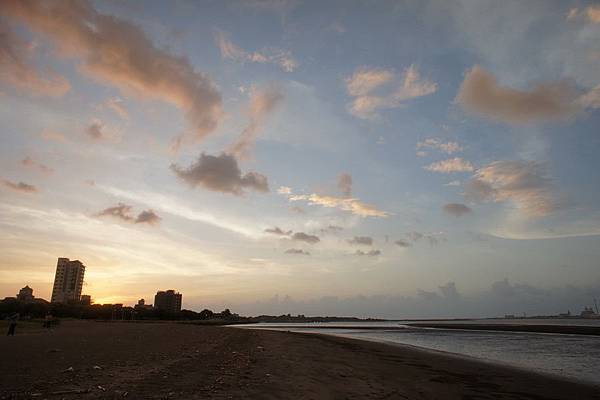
[6,313,19,336]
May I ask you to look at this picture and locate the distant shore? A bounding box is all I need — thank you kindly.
[407,322,600,336]
[1,320,598,399]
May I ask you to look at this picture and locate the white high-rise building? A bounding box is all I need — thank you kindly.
[51,258,86,303]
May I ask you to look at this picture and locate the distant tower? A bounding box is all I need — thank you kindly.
[51,258,86,303]
[16,285,34,302]
[154,290,182,313]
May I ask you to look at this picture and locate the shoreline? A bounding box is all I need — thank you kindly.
[1,320,599,399]
[237,324,600,387]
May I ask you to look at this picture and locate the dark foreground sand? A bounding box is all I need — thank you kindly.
[1,320,598,399]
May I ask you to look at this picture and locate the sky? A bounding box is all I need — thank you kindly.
[1,0,600,318]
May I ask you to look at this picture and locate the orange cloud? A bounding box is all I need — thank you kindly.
[228,85,284,159]
[0,23,70,96]
[2,0,223,144]
[346,65,437,119]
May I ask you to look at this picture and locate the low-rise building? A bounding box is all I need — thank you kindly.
[16,285,34,302]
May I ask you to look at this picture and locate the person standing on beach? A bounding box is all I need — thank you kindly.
[6,313,19,336]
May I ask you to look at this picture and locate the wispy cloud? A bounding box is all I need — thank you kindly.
[1,179,37,193]
[215,30,298,72]
[424,158,474,173]
[98,185,261,238]
[0,24,70,97]
[346,65,437,119]
[416,138,463,156]
[265,226,292,236]
[41,130,66,142]
[21,156,53,174]
[228,85,284,159]
[96,203,161,226]
[285,248,310,255]
[287,192,389,218]
[465,160,559,217]
[105,97,128,120]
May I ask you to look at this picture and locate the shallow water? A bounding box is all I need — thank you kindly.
[237,319,600,385]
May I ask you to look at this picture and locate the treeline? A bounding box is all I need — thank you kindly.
[0,298,237,322]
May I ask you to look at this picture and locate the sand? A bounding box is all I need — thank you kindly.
[1,320,598,399]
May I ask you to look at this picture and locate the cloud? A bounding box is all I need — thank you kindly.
[0,23,70,96]
[443,203,472,217]
[424,157,474,173]
[96,203,161,225]
[578,84,600,109]
[290,206,305,214]
[416,138,463,155]
[405,231,446,246]
[444,180,461,187]
[41,130,66,142]
[567,6,600,24]
[337,173,352,197]
[234,280,600,319]
[171,153,269,195]
[355,249,381,257]
[105,97,128,119]
[284,248,310,255]
[21,156,53,174]
[455,65,578,124]
[265,226,292,236]
[277,186,292,195]
[283,188,389,218]
[134,209,161,225]
[215,30,298,72]
[464,160,558,217]
[394,239,411,248]
[585,6,600,23]
[228,85,284,159]
[291,232,320,244]
[96,203,133,222]
[345,67,395,97]
[348,236,373,246]
[1,179,37,193]
[346,65,437,119]
[2,0,223,144]
[86,119,115,141]
[320,225,343,234]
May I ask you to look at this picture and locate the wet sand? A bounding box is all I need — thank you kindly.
[1,320,598,399]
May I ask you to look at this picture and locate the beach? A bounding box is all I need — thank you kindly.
[1,320,598,399]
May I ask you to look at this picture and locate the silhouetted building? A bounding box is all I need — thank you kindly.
[134,298,153,310]
[80,294,91,306]
[16,285,34,302]
[51,258,85,303]
[154,290,182,313]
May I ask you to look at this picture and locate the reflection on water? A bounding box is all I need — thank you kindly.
[237,319,600,385]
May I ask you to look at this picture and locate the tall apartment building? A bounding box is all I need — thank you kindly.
[51,258,85,303]
[154,290,182,313]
